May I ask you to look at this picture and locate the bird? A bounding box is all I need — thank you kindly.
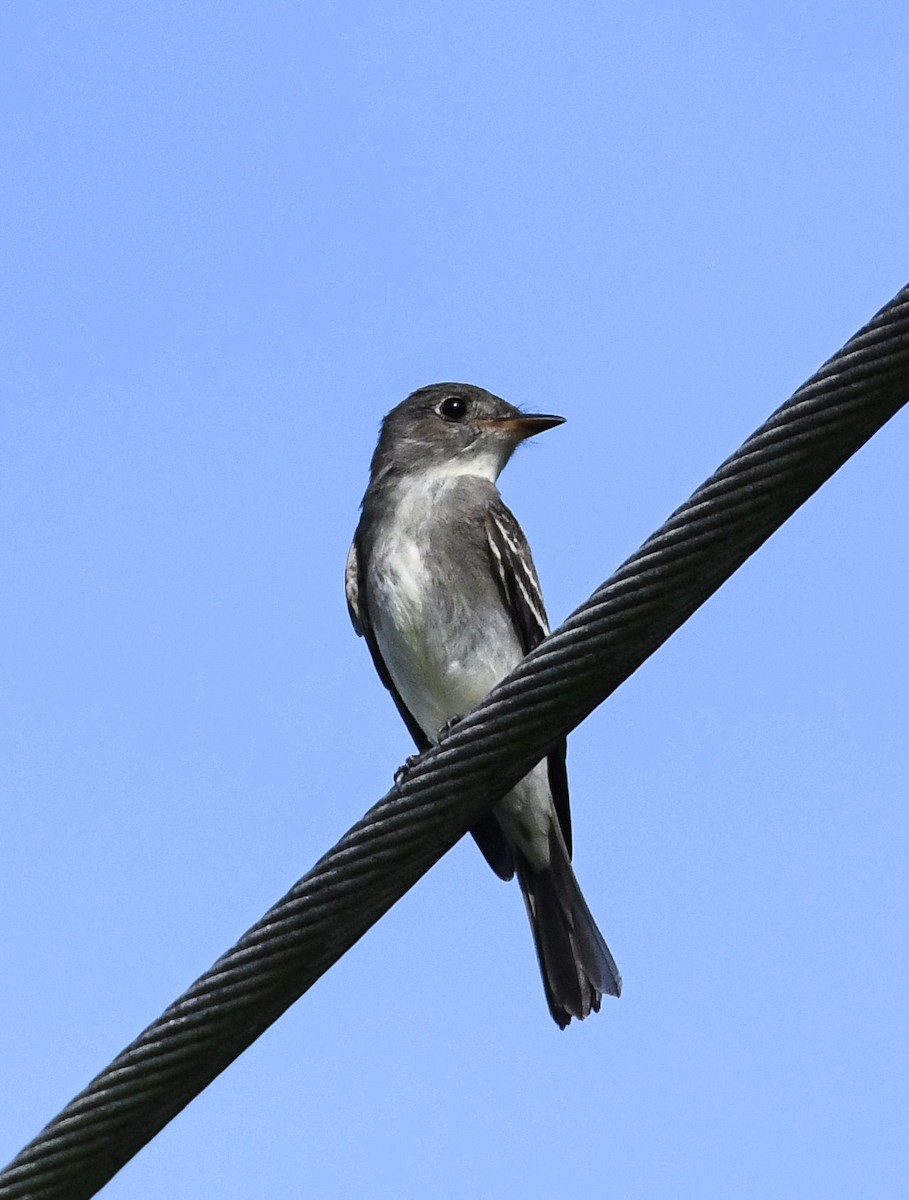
[345,382,621,1027]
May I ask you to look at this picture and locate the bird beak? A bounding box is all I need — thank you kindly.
[484,413,566,440]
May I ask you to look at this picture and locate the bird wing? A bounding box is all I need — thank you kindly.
[485,501,573,858]
[345,537,431,753]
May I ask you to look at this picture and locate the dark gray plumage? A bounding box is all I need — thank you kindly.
[346,382,621,1027]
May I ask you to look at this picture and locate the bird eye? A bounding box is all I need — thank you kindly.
[438,396,468,421]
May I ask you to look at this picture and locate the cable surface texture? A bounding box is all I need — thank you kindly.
[3,283,909,1199]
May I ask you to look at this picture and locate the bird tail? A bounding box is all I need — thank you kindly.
[516,827,622,1029]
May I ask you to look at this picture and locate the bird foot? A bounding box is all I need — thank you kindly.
[394,715,464,788]
[394,753,424,788]
[438,714,464,741]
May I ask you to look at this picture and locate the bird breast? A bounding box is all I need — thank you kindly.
[367,477,520,739]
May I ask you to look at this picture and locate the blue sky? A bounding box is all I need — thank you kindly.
[2,4,907,1197]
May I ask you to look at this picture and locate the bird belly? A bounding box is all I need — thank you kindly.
[368,513,554,869]
[369,528,516,736]
[372,566,505,736]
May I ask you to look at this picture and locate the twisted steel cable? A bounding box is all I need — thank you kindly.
[3,283,909,1199]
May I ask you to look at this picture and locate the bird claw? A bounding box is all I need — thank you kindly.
[394,753,424,788]
[438,714,464,741]
[394,716,463,788]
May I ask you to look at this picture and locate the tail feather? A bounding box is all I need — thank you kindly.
[516,829,621,1029]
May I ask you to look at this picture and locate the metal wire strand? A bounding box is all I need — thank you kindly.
[3,284,909,1200]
